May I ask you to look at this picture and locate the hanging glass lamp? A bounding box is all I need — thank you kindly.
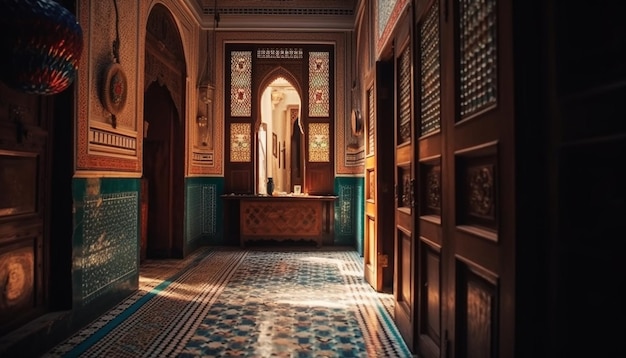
[0,0,83,95]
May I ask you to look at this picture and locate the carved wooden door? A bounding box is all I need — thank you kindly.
[433,0,516,356]
[364,61,395,293]
[413,1,445,356]
[0,83,50,336]
[393,34,418,351]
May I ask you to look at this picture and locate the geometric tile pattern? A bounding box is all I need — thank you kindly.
[202,184,217,236]
[44,247,414,357]
[45,248,245,358]
[186,184,218,244]
[337,184,354,236]
[81,192,139,303]
[186,184,205,243]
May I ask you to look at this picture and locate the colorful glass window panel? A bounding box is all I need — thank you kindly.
[230,51,252,117]
[308,51,330,117]
[308,122,330,162]
[230,122,251,162]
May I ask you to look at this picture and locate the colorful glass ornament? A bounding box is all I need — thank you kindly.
[0,0,83,95]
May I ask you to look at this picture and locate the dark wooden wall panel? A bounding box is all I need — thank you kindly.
[423,242,441,344]
[228,169,252,194]
[306,166,332,195]
[456,260,498,358]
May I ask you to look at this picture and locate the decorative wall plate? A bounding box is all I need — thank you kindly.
[101,63,127,115]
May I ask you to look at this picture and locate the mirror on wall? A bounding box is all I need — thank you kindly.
[257,77,303,195]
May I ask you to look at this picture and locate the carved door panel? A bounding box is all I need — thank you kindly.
[364,61,395,293]
[413,1,444,357]
[438,0,516,356]
[363,84,379,290]
[0,83,50,336]
[393,37,417,351]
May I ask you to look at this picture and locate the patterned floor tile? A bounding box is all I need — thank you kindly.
[43,247,414,358]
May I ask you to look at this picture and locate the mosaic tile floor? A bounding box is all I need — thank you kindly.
[43,246,414,358]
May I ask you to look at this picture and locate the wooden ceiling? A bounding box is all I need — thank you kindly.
[185,0,358,31]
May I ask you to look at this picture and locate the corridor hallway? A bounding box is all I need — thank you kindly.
[42,247,413,358]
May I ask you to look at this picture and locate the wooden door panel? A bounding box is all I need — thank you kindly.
[455,258,499,358]
[364,215,378,288]
[416,160,443,357]
[418,220,442,245]
[364,156,376,287]
[440,0,516,355]
[306,166,333,195]
[394,33,416,351]
[414,1,443,356]
[0,83,49,336]
[0,235,41,326]
[364,59,395,293]
[396,230,414,310]
[417,238,442,357]
[228,169,253,194]
[453,117,499,148]
[418,136,442,158]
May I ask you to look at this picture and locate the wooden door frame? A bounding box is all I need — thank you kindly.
[392,20,419,349]
[364,59,396,292]
[439,0,517,355]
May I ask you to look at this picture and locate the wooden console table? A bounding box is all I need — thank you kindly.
[221,194,337,247]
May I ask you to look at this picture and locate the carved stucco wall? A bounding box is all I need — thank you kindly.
[74,0,359,177]
[75,0,198,176]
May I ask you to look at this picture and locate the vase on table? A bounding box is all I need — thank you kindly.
[267,177,274,195]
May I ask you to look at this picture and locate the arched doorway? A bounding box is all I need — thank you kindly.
[143,4,186,259]
[257,76,303,195]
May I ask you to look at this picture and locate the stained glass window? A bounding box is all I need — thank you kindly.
[230,122,251,162]
[230,51,252,117]
[308,122,330,162]
[308,52,329,117]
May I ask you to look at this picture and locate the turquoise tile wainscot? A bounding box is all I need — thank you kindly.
[71,177,140,319]
[334,176,364,254]
[185,177,225,247]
